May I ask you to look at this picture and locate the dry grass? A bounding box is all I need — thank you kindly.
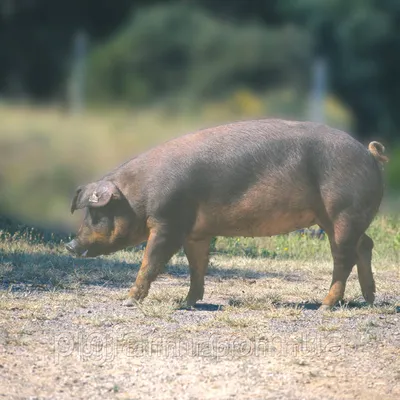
[1,218,400,399]
[0,103,399,398]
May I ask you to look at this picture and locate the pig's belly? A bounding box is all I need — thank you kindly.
[190,203,317,238]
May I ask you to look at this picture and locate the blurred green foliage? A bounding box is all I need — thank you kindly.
[87,4,311,106]
[386,146,400,191]
[281,0,400,140]
[1,0,400,228]
[0,89,354,228]
[85,0,400,140]
[2,0,400,139]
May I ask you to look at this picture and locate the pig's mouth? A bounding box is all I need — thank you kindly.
[65,239,115,258]
[65,239,91,258]
[78,249,89,257]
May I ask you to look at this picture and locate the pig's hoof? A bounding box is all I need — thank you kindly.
[183,288,203,309]
[180,303,195,310]
[182,293,202,309]
[319,304,332,312]
[123,298,136,307]
[126,286,148,304]
[179,296,197,310]
[363,292,375,305]
[180,300,197,310]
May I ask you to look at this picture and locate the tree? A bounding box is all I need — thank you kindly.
[281,0,400,140]
[0,0,162,99]
[87,3,312,105]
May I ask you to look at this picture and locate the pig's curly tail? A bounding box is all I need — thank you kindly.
[368,141,389,164]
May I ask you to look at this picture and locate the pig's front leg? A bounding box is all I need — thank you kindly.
[124,224,182,306]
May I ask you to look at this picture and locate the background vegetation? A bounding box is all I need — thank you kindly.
[2,0,400,139]
[1,4,399,398]
[1,0,400,230]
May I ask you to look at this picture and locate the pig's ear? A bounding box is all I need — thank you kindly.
[70,181,121,214]
[71,185,86,214]
[87,181,121,209]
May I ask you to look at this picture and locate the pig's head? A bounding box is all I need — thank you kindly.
[66,180,136,258]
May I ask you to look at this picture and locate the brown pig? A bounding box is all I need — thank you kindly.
[66,119,388,309]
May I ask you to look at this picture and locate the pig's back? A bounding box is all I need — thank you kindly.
[141,119,370,198]
[115,119,381,226]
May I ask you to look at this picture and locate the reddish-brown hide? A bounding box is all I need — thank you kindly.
[66,119,388,309]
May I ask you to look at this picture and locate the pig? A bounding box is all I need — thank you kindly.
[66,119,388,310]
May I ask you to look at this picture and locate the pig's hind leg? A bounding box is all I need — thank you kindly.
[183,238,211,307]
[321,212,363,309]
[356,233,376,305]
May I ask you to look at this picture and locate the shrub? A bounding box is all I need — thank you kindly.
[87,3,312,106]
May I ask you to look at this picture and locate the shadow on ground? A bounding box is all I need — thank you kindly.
[180,303,224,312]
[0,247,304,291]
[183,302,400,313]
[272,301,400,312]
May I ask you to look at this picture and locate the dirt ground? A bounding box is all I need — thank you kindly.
[1,253,400,400]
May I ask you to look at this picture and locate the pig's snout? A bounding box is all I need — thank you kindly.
[65,239,88,257]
